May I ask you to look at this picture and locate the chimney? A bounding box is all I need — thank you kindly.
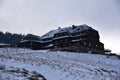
[72,25,76,29]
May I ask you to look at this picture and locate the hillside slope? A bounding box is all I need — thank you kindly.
[0,48,120,80]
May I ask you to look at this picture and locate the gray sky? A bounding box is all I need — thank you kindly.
[0,0,120,53]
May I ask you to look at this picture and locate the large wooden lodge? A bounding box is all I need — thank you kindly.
[17,24,105,54]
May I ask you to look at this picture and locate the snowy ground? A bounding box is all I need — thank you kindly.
[0,48,120,80]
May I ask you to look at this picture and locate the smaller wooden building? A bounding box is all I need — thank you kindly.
[17,34,43,50]
[17,34,54,49]
[17,40,43,50]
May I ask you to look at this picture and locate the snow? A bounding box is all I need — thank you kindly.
[0,48,120,80]
[20,40,43,43]
[20,40,30,43]
[44,44,53,48]
[19,25,93,44]
[0,43,10,46]
[42,29,60,39]
[41,24,92,39]
[53,35,70,40]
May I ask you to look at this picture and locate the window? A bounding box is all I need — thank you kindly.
[60,40,62,42]
[100,45,103,49]
[65,39,68,42]
[84,42,86,46]
[96,45,98,47]
[55,41,58,44]
[89,43,91,47]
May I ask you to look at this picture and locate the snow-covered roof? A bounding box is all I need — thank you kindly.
[20,40,44,43]
[56,27,71,34]
[0,43,10,46]
[41,24,92,39]
[42,29,60,39]
[72,24,91,32]
[44,44,53,48]
[22,34,42,41]
[20,40,30,43]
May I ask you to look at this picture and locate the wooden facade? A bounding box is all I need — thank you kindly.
[52,27,104,54]
[17,40,42,50]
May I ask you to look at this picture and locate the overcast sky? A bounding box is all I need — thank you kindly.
[0,0,120,53]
